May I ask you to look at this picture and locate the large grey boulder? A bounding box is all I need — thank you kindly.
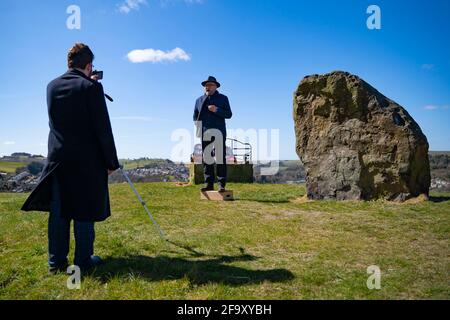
[293,71,431,201]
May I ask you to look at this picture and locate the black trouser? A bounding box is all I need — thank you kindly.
[48,175,95,268]
[202,132,227,188]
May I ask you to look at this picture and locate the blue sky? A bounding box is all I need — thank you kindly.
[0,0,449,160]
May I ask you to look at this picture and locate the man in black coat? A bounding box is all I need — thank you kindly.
[193,76,232,192]
[21,43,120,273]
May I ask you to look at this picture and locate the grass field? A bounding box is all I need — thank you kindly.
[0,161,26,174]
[0,183,449,299]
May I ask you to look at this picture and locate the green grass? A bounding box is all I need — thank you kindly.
[0,183,449,299]
[0,161,26,173]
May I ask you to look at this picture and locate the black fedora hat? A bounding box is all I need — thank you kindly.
[201,76,221,88]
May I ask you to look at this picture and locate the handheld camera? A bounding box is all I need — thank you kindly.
[92,70,103,80]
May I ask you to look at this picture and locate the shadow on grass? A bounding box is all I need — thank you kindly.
[429,196,450,203]
[87,253,295,286]
[235,196,291,204]
[164,239,207,257]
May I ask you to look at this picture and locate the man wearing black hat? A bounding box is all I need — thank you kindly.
[193,76,232,192]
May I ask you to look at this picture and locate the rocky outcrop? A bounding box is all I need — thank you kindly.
[293,71,431,201]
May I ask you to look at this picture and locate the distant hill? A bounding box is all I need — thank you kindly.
[429,151,450,156]
[254,160,306,184]
[1,152,449,191]
[254,153,450,191]
[120,158,183,170]
[0,161,26,174]
[0,153,45,174]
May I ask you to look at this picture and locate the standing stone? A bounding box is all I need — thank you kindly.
[293,71,430,201]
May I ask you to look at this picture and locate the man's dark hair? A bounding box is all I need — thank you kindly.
[67,43,94,69]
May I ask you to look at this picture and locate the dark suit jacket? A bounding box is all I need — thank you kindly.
[193,90,232,134]
[21,69,120,222]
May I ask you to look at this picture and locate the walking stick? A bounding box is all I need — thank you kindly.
[119,166,166,240]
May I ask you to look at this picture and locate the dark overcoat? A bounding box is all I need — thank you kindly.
[21,69,120,222]
[193,90,232,134]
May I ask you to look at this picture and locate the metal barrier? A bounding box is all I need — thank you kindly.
[227,138,252,164]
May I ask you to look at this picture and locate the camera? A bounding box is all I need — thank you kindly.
[92,70,103,80]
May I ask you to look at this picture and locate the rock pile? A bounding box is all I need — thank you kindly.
[0,171,41,193]
[109,160,189,183]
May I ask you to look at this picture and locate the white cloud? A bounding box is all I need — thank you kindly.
[118,0,202,13]
[118,0,148,14]
[3,141,15,145]
[127,47,191,63]
[424,105,449,111]
[421,64,434,70]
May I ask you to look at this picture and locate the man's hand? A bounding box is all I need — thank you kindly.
[91,75,100,81]
[108,169,115,176]
[208,105,217,112]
